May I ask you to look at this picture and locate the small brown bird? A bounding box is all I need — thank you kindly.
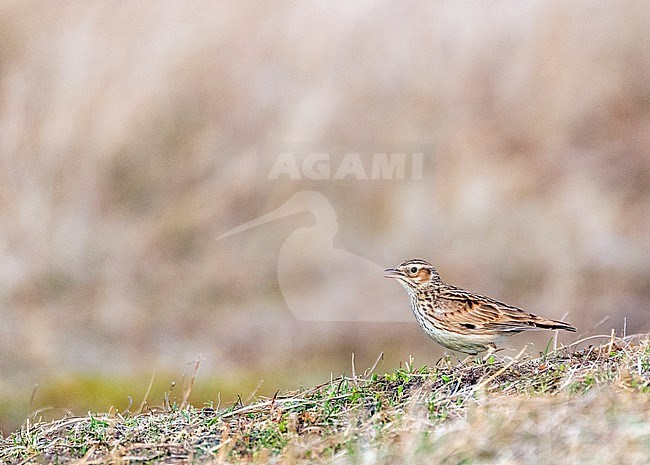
[385,258,576,354]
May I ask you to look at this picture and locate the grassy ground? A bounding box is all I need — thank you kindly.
[1,335,649,464]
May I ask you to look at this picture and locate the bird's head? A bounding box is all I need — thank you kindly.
[384,258,441,292]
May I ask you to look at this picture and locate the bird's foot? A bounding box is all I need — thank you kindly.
[482,344,503,363]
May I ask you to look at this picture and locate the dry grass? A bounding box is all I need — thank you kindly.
[2,335,649,464]
[1,2,649,402]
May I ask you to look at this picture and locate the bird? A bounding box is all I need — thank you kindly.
[385,258,576,354]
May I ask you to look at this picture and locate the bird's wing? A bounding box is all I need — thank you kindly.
[434,286,564,333]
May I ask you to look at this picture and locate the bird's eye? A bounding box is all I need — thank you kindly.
[410,266,418,274]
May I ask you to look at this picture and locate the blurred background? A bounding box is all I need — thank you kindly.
[1,1,649,433]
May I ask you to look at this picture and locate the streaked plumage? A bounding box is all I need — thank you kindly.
[385,258,576,354]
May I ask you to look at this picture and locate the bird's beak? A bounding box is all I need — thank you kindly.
[384,268,402,279]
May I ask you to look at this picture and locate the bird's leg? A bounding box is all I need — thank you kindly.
[438,353,454,369]
[482,343,500,363]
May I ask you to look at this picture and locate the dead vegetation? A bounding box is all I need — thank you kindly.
[1,335,649,464]
[2,3,649,426]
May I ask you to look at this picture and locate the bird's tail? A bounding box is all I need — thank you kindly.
[533,317,577,332]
